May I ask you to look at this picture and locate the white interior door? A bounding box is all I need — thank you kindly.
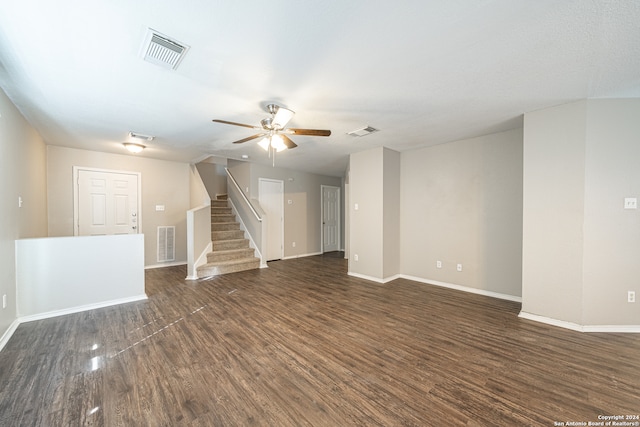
[322,185,340,252]
[75,168,140,236]
[259,178,284,261]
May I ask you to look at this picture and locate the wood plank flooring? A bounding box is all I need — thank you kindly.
[1,252,639,426]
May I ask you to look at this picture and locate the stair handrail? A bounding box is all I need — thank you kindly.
[225,167,262,221]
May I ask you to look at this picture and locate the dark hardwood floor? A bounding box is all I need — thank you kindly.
[1,252,639,426]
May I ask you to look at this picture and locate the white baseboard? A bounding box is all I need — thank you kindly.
[282,251,322,260]
[145,261,187,270]
[0,319,21,352]
[519,311,640,333]
[400,275,523,303]
[18,294,148,324]
[347,271,400,284]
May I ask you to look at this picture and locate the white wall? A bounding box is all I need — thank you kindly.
[47,146,190,267]
[522,99,640,328]
[400,129,523,298]
[16,235,146,318]
[0,88,48,346]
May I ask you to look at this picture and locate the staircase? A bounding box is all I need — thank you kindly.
[196,195,261,277]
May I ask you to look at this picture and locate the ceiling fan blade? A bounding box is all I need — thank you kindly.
[212,119,259,129]
[281,134,298,149]
[288,128,331,137]
[232,133,265,144]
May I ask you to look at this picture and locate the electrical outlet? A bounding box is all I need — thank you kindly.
[354,254,359,261]
[457,263,463,272]
[292,241,296,248]
[2,294,6,309]
[624,198,637,209]
[436,260,442,269]
[629,291,636,303]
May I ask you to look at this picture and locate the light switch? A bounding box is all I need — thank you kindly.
[155,205,165,211]
[624,198,637,209]
[354,203,359,211]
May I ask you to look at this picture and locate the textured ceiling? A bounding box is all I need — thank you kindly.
[0,0,639,177]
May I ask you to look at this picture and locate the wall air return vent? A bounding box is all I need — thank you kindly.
[157,226,175,262]
[142,29,189,70]
[347,126,379,137]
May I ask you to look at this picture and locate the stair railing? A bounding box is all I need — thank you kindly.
[225,168,268,267]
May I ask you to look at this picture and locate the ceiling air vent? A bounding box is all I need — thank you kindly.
[347,126,379,137]
[142,29,189,70]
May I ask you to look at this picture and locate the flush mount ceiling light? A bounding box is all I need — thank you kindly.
[123,143,145,153]
[347,126,379,137]
[141,29,189,70]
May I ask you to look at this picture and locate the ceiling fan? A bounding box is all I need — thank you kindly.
[212,104,331,153]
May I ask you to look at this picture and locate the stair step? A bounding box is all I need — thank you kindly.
[212,230,245,240]
[211,214,236,223]
[211,207,232,215]
[211,200,228,208]
[197,257,260,277]
[207,248,255,263]
[211,222,240,231]
[213,239,250,251]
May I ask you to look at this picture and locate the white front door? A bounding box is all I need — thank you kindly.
[322,185,340,252]
[75,168,140,236]
[259,178,284,261]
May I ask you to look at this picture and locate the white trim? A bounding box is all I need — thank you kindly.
[519,312,640,333]
[144,261,187,270]
[0,319,21,352]
[72,166,142,237]
[400,275,523,302]
[582,325,640,333]
[259,178,284,261]
[18,294,148,324]
[518,312,583,332]
[347,271,401,284]
[282,251,322,260]
[228,198,265,267]
[186,241,212,280]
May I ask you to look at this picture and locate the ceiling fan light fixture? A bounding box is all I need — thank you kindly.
[271,134,288,152]
[273,107,294,129]
[258,137,271,151]
[123,142,146,153]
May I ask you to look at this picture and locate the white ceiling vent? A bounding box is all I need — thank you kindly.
[142,29,189,70]
[347,126,379,137]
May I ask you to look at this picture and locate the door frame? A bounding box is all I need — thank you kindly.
[258,178,284,261]
[73,166,142,236]
[321,185,341,253]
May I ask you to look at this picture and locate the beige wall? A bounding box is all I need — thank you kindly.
[522,99,640,327]
[401,129,523,297]
[522,101,586,323]
[349,147,385,279]
[195,161,227,203]
[383,148,401,279]
[47,146,190,267]
[248,162,343,258]
[0,88,48,338]
[582,99,640,325]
